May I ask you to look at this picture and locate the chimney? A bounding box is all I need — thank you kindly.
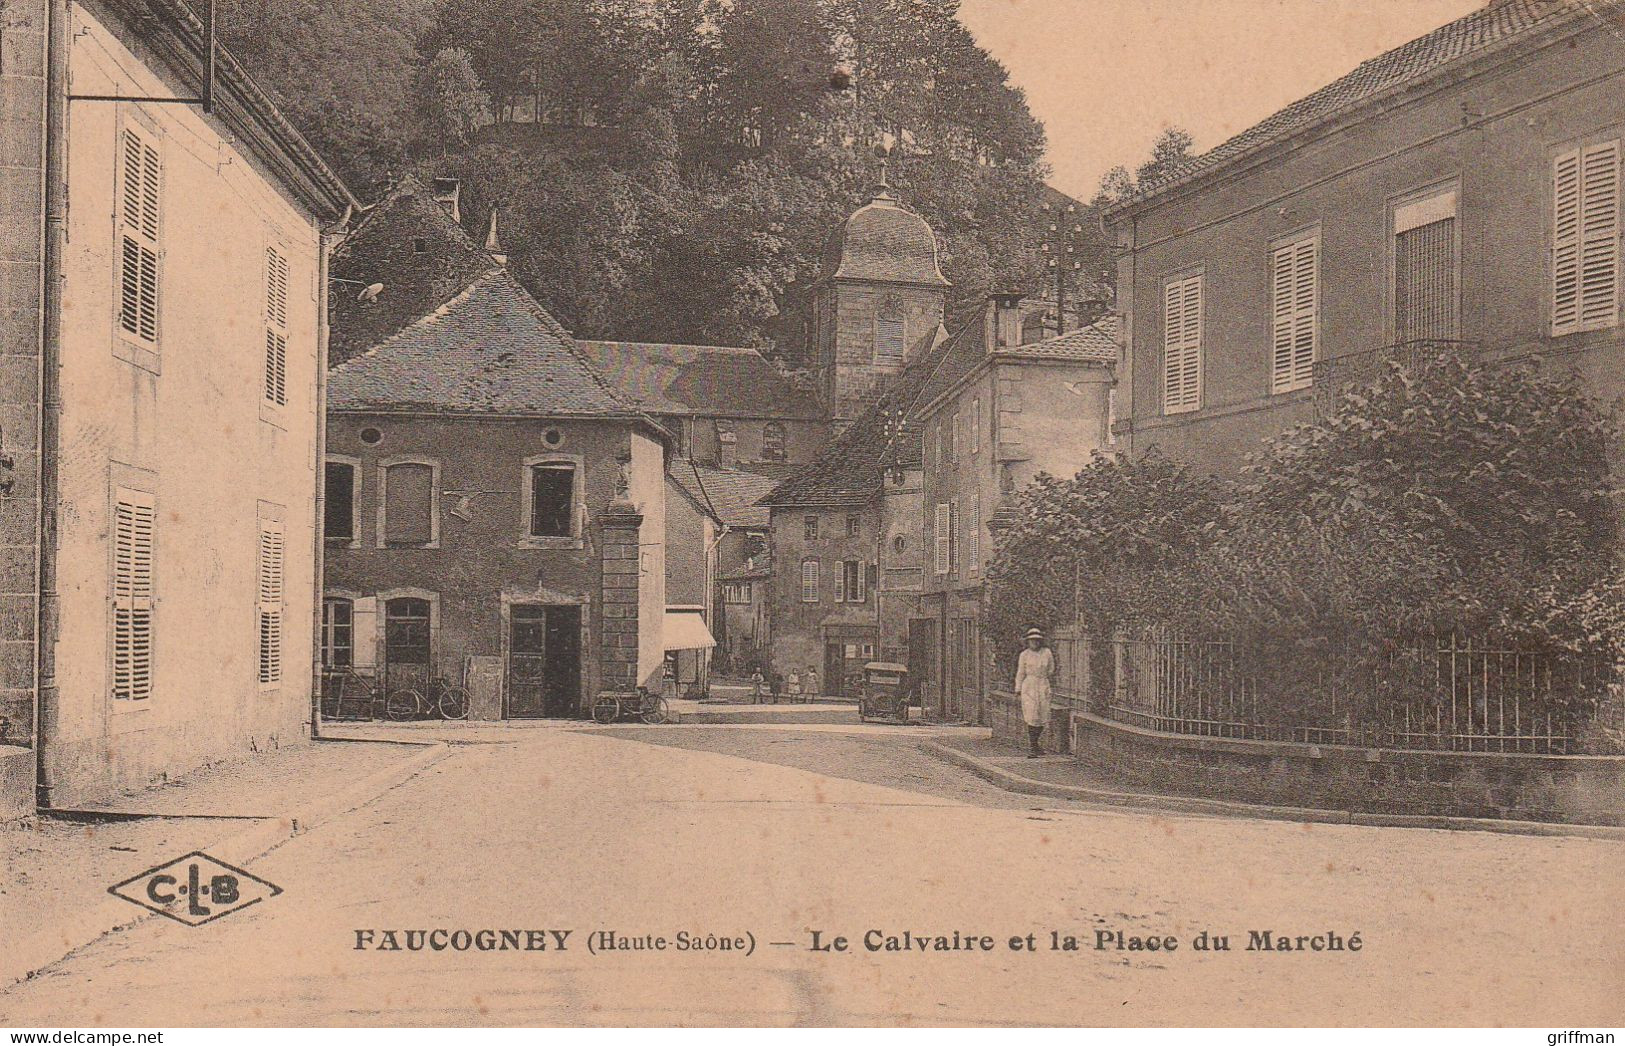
[990,292,1024,352]
[431,177,461,222]
[484,209,507,266]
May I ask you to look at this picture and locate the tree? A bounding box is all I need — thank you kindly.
[1135,126,1194,187]
[413,49,492,153]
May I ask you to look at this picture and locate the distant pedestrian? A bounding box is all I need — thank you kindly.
[804,668,820,703]
[785,671,801,702]
[1014,627,1054,758]
[750,668,766,705]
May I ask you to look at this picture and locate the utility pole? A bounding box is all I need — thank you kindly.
[1039,199,1092,335]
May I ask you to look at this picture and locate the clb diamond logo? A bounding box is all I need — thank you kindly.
[108,851,282,926]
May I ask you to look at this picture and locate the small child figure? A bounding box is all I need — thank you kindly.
[785,671,802,702]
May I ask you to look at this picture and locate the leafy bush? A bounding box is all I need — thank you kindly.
[982,453,1226,675]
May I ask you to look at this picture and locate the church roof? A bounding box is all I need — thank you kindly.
[576,340,822,420]
[821,183,950,287]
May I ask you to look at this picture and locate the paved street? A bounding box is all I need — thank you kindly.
[2,723,1621,1026]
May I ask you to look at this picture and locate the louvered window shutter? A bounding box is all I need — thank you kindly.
[968,496,981,574]
[1163,275,1202,413]
[257,520,285,685]
[118,129,161,345]
[1271,237,1317,393]
[264,247,290,406]
[801,560,819,602]
[934,503,951,574]
[112,489,156,701]
[1554,142,1621,336]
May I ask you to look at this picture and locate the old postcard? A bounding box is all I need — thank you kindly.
[0,0,1621,1031]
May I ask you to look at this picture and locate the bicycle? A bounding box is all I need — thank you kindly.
[385,672,473,722]
[321,667,386,721]
[590,687,670,725]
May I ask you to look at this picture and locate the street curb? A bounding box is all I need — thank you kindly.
[918,740,1625,841]
[2,739,450,992]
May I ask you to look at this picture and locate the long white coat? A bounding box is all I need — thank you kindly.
[1014,646,1055,728]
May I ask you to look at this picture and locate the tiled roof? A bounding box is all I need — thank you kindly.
[1006,315,1118,364]
[719,555,772,582]
[821,187,951,287]
[576,340,821,419]
[328,270,636,417]
[671,461,779,529]
[762,320,973,507]
[1120,0,1580,210]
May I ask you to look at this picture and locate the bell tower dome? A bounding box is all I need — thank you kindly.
[812,160,949,426]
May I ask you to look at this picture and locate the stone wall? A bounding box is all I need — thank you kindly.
[1069,709,1625,826]
[986,690,1069,754]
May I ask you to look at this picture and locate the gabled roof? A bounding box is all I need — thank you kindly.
[762,321,970,508]
[1108,0,1582,216]
[914,312,1119,420]
[671,461,780,529]
[576,340,822,420]
[328,269,637,417]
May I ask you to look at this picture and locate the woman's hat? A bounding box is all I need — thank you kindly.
[1024,627,1045,641]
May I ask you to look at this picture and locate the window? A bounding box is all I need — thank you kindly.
[952,413,961,461]
[324,461,355,543]
[257,518,285,686]
[1106,386,1118,446]
[762,422,787,462]
[321,598,353,669]
[934,503,952,575]
[970,397,980,454]
[839,560,866,604]
[939,419,952,464]
[875,300,906,364]
[846,515,860,537]
[528,461,576,538]
[111,488,156,702]
[118,127,161,347]
[967,496,981,575]
[804,516,819,541]
[1553,141,1620,336]
[950,500,960,575]
[1270,234,1318,394]
[1163,273,1202,413]
[381,461,436,546]
[801,559,820,602]
[1393,191,1458,343]
[264,246,289,406]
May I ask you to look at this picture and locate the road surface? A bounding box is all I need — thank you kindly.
[2,723,1620,1026]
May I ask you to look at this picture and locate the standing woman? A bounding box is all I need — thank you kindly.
[1014,627,1055,757]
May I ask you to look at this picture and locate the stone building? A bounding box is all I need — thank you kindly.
[913,299,1118,721]
[0,0,355,818]
[322,192,669,719]
[1105,0,1625,474]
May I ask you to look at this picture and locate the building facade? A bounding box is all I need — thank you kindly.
[1106,0,1625,475]
[323,197,669,720]
[0,0,355,818]
[913,300,1118,721]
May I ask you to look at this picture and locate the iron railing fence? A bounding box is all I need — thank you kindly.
[1084,628,1622,755]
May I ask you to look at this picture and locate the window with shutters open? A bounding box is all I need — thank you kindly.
[1163,273,1202,413]
[934,502,951,575]
[1393,190,1458,343]
[257,518,285,686]
[112,488,156,702]
[1553,140,1620,337]
[1270,235,1318,394]
[117,127,161,349]
[264,245,289,406]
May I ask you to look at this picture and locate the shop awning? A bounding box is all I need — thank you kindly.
[662,607,716,651]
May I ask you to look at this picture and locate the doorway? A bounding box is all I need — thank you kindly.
[383,597,431,695]
[508,604,582,718]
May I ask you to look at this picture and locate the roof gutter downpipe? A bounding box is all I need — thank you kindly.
[35,0,68,809]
